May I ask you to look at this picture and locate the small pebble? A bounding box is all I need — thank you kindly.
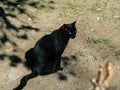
[97,16,100,20]
[28,18,32,21]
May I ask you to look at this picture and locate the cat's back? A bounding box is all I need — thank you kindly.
[34,30,59,47]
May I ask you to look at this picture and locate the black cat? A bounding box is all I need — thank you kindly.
[13,21,77,90]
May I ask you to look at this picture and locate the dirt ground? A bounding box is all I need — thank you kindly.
[0,0,120,90]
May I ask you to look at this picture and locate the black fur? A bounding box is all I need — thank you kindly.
[13,21,77,90]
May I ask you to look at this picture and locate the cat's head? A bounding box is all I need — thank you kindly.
[60,21,77,39]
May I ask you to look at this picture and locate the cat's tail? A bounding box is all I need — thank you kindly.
[13,71,38,90]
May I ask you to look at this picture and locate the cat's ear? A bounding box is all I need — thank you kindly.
[72,21,76,26]
[60,24,67,30]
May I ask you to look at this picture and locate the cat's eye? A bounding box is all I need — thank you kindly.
[65,28,69,31]
[74,30,77,33]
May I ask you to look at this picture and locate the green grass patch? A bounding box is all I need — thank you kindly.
[59,0,85,17]
[89,4,103,13]
[75,51,86,57]
[86,37,111,44]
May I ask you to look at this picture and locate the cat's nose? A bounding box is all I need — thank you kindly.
[70,33,76,39]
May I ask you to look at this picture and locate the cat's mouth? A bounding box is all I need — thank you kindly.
[69,33,76,39]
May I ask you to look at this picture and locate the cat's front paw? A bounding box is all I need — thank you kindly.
[52,67,63,72]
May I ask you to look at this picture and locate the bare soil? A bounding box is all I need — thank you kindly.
[0,0,120,90]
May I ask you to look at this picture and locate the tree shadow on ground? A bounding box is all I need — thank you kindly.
[57,72,68,81]
[57,55,78,81]
[0,6,40,49]
[0,32,17,45]
[0,0,55,46]
[28,0,55,9]
[0,7,18,31]
[0,4,41,67]
[0,0,55,21]
[0,54,33,73]
[0,53,32,70]
[9,55,22,67]
[0,0,55,14]
[62,55,77,67]
[0,7,40,32]
[0,54,22,67]
[18,25,40,31]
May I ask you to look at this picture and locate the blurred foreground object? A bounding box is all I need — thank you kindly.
[91,62,114,90]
